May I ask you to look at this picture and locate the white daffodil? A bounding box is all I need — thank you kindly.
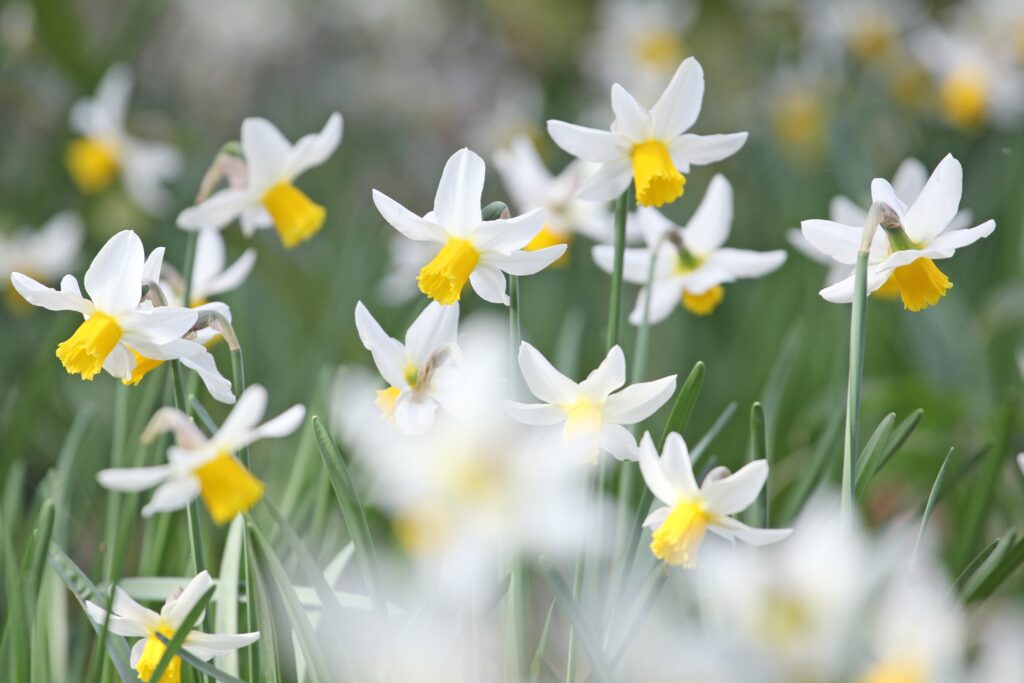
[507,342,676,462]
[372,148,565,306]
[184,229,256,306]
[802,0,922,64]
[788,157,973,287]
[9,230,209,383]
[595,175,786,323]
[0,211,83,310]
[910,20,1024,129]
[801,154,995,311]
[493,134,614,259]
[84,571,258,683]
[354,300,460,435]
[547,57,747,208]
[66,64,183,215]
[638,431,791,567]
[97,385,304,524]
[177,113,342,249]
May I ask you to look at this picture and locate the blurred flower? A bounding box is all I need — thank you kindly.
[971,607,1024,681]
[372,148,565,306]
[0,211,83,311]
[767,62,830,161]
[583,0,696,104]
[354,300,460,435]
[802,0,922,64]
[10,230,207,382]
[595,175,786,323]
[66,64,184,215]
[802,154,995,311]
[177,113,343,249]
[84,570,258,683]
[98,385,304,524]
[639,432,790,568]
[507,342,676,463]
[968,0,1024,64]
[181,230,255,307]
[548,57,747,207]
[494,135,614,263]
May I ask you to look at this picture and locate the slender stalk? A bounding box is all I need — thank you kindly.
[605,190,630,350]
[101,384,129,583]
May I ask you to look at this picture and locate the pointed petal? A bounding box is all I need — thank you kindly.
[468,264,509,305]
[483,245,566,276]
[213,385,268,449]
[638,432,677,505]
[661,432,698,496]
[651,57,704,139]
[579,345,626,397]
[393,393,437,436]
[473,208,546,252]
[241,117,290,189]
[164,571,214,629]
[97,465,173,492]
[903,154,962,244]
[610,83,651,139]
[142,477,200,517]
[84,230,143,314]
[177,189,255,232]
[926,220,995,253]
[282,112,343,180]
[710,516,792,546]
[702,460,768,516]
[668,133,747,170]
[518,342,577,404]
[10,272,92,314]
[433,148,485,232]
[354,301,409,388]
[506,401,566,426]
[681,174,731,255]
[627,281,684,326]
[603,375,677,424]
[601,422,640,461]
[546,120,629,163]
[405,302,458,367]
[372,189,447,243]
[707,248,787,279]
[576,159,632,202]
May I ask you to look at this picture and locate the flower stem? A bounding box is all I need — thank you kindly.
[605,189,630,350]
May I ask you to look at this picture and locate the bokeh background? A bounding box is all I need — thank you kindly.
[2,0,1024,589]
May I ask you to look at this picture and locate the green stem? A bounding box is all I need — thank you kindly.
[101,384,129,583]
[181,231,198,306]
[605,190,630,350]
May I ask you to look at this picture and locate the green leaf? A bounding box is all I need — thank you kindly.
[912,448,955,563]
[147,583,217,683]
[539,559,613,683]
[951,539,1000,596]
[854,413,896,500]
[957,406,1014,566]
[874,408,923,474]
[21,499,55,620]
[215,516,244,676]
[658,361,705,448]
[689,401,738,464]
[965,533,1024,603]
[747,402,767,527]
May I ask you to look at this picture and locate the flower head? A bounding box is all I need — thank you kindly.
[800,154,995,311]
[84,571,258,683]
[547,57,747,207]
[638,432,791,567]
[97,385,304,524]
[507,342,676,462]
[595,175,785,323]
[177,113,342,248]
[372,148,566,306]
[66,64,183,215]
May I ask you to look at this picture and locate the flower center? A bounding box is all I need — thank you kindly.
[135,625,180,683]
[939,67,988,129]
[193,452,265,525]
[849,18,893,60]
[65,137,120,193]
[262,181,326,249]
[124,351,164,387]
[417,238,479,305]
[857,658,925,683]
[56,312,122,380]
[525,225,572,267]
[563,395,603,439]
[375,386,401,421]
[631,141,685,207]
[633,30,684,69]
[772,91,824,150]
[881,258,952,312]
[682,286,724,316]
[649,499,709,567]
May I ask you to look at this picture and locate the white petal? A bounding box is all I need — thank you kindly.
[593,245,658,284]
[281,112,343,180]
[819,265,897,303]
[643,506,671,529]
[84,230,143,314]
[517,342,577,404]
[493,135,551,210]
[102,343,133,380]
[239,405,305,447]
[926,220,995,253]
[142,247,165,284]
[601,422,640,461]
[468,264,509,305]
[546,120,629,163]
[903,154,962,244]
[707,248,787,279]
[213,385,267,449]
[10,273,92,314]
[372,190,447,243]
[473,208,546,252]
[610,83,652,139]
[393,394,437,436]
[433,148,485,233]
[870,178,909,218]
[506,401,565,425]
[710,516,792,546]
[405,302,458,367]
[180,350,236,405]
[190,230,225,293]
[118,307,198,345]
[142,476,200,516]
[576,159,632,202]
[111,586,161,627]
[141,407,207,449]
[163,571,214,629]
[176,189,254,232]
[661,432,698,497]
[651,57,704,139]
[799,219,863,265]
[638,432,677,505]
[354,301,409,388]
[829,195,868,227]
[668,133,747,170]
[183,631,260,659]
[97,465,173,492]
[200,248,256,299]
[579,345,626,397]
[627,281,684,326]
[603,375,677,424]
[241,117,290,190]
[681,174,731,256]
[483,245,566,276]
[84,601,148,637]
[891,157,928,201]
[702,460,768,516]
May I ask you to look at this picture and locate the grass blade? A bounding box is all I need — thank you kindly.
[539,559,612,683]
[912,447,955,564]
[854,413,896,500]
[951,539,1000,596]
[780,407,843,524]
[147,583,216,683]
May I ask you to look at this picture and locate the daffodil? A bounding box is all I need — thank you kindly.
[800,154,995,311]
[10,230,211,383]
[182,230,256,307]
[84,571,258,683]
[372,148,565,306]
[97,385,304,524]
[493,134,614,260]
[638,431,791,568]
[803,0,921,63]
[547,57,747,208]
[507,342,676,462]
[176,113,342,248]
[0,211,83,311]
[66,64,183,215]
[595,175,786,322]
[354,300,460,435]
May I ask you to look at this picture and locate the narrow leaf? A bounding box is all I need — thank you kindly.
[539,560,612,683]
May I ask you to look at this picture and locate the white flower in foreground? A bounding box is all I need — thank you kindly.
[98,385,304,524]
[354,300,460,435]
[84,571,258,683]
[372,148,565,306]
[177,113,342,248]
[0,211,83,308]
[596,175,786,323]
[801,154,995,311]
[508,342,676,462]
[788,157,973,287]
[639,432,790,567]
[10,230,204,382]
[547,57,747,208]
[494,134,613,257]
[66,64,183,215]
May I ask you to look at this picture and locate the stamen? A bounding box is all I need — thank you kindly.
[417,238,479,305]
[56,313,122,380]
[882,258,952,312]
[682,286,724,316]
[134,626,180,683]
[631,141,685,207]
[262,181,326,249]
[65,138,119,193]
[194,452,265,525]
[650,499,710,567]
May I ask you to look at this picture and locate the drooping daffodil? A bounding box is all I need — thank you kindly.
[97,385,304,524]
[177,113,342,248]
[547,57,747,208]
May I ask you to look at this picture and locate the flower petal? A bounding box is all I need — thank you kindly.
[483,245,566,276]
[213,385,268,450]
[433,148,485,233]
[668,133,747,171]
[661,432,698,497]
[610,83,651,140]
[468,264,509,305]
[118,306,198,345]
[506,401,566,426]
[10,272,92,314]
[241,117,290,190]
[579,345,627,397]
[627,281,684,326]
[97,465,174,492]
[547,120,629,163]
[601,422,640,461]
[638,432,677,505]
[603,375,677,424]
[681,174,731,256]
[926,219,995,253]
[281,112,343,180]
[518,342,577,404]
[702,460,768,516]
[142,476,200,517]
[710,516,792,546]
[393,393,437,436]
[903,154,962,244]
[163,571,214,629]
[707,248,787,279]
[354,301,409,388]
[242,405,305,446]
[405,302,458,367]
[84,230,144,314]
[651,57,704,140]
[183,631,260,660]
[473,208,546,252]
[176,188,254,232]
[576,159,632,202]
[372,189,447,243]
